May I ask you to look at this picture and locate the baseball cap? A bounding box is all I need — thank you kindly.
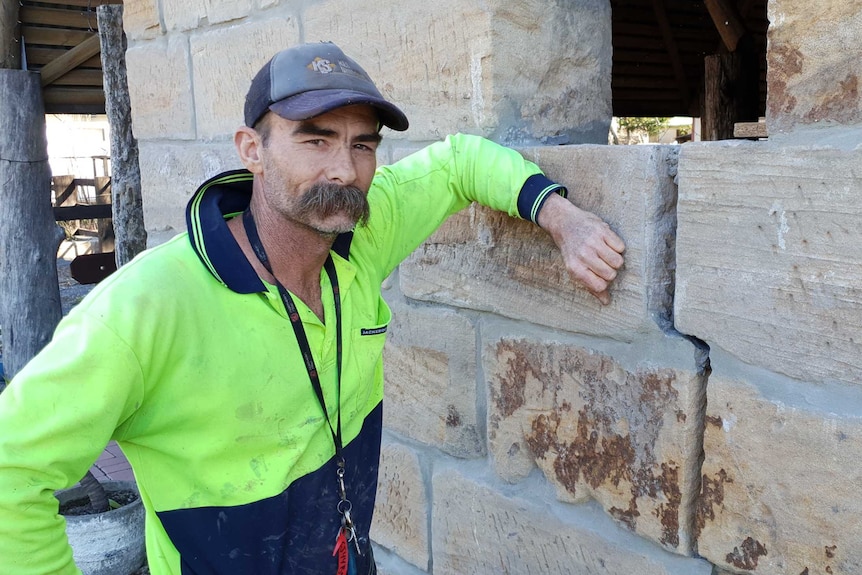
[244,42,409,131]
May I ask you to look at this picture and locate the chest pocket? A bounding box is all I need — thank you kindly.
[345,296,391,419]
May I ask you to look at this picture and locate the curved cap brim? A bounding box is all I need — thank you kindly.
[269,89,409,131]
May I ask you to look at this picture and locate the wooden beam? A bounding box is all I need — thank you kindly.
[650,0,691,111]
[20,6,97,30]
[22,0,121,7]
[39,33,100,86]
[734,121,768,139]
[26,47,101,68]
[50,69,103,86]
[704,0,747,52]
[42,86,105,106]
[21,26,92,47]
[54,203,113,221]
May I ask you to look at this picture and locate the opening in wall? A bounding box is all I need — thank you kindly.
[609,0,768,141]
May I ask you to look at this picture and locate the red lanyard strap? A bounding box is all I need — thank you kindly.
[242,208,344,459]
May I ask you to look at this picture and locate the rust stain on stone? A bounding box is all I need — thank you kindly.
[610,499,639,532]
[726,537,767,570]
[655,462,681,548]
[804,74,859,122]
[446,405,462,428]
[768,44,804,115]
[705,415,723,428]
[695,468,733,539]
[494,341,530,417]
[526,408,636,499]
[825,545,837,558]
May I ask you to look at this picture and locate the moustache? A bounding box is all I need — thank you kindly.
[296,182,370,227]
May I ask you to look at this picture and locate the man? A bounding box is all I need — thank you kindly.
[0,42,624,574]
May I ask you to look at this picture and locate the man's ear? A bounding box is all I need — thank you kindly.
[235,126,264,174]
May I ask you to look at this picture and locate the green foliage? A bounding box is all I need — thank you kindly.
[617,117,670,136]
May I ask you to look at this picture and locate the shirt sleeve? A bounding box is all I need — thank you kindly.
[360,133,567,279]
[0,309,144,575]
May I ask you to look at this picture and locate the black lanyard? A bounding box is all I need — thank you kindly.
[242,208,344,459]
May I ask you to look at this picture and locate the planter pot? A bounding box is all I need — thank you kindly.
[56,480,146,575]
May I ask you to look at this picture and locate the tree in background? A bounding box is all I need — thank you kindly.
[615,116,671,144]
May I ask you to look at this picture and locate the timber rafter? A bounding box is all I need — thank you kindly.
[19,0,123,114]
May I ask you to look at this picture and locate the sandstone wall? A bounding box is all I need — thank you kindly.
[122,0,862,573]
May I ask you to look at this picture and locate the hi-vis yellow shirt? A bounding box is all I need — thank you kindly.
[0,134,566,575]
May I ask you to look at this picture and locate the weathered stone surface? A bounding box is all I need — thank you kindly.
[121,0,161,40]
[138,141,240,232]
[163,0,206,32]
[381,295,483,458]
[303,0,611,144]
[190,18,300,139]
[203,0,253,24]
[767,0,862,134]
[432,468,714,575]
[371,440,429,571]
[484,332,706,555]
[400,144,678,342]
[675,141,862,388]
[126,37,195,141]
[696,368,862,575]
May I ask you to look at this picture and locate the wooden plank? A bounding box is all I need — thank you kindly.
[21,26,93,47]
[50,69,103,86]
[42,86,105,106]
[704,0,747,52]
[650,0,691,111]
[20,6,96,30]
[39,33,101,86]
[26,46,101,68]
[733,121,768,138]
[54,203,113,221]
[22,0,121,7]
[52,176,77,207]
[612,76,681,90]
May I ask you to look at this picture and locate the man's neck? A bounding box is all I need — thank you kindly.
[227,201,334,321]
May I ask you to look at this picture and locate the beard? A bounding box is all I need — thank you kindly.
[294,181,370,235]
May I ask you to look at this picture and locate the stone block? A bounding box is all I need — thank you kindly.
[432,468,714,575]
[190,18,300,139]
[484,332,706,555]
[302,0,611,144]
[767,0,862,134]
[371,441,429,571]
[381,295,483,458]
[675,141,862,388]
[696,368,862,575]
[122,0,161,41]
[400,144,678,342]
[163,0,206,32]
[204,0,253,24]
[139,141,241,232]
[126,37,195,141]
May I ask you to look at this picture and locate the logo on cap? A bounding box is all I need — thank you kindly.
[309,57,334,74]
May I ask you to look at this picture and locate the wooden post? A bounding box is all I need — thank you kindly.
[97,4,146,267]
[702,35,760,141]
[0,70,64,382]
[0,0,21,69]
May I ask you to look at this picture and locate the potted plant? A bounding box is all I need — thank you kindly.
[56,469,146,575]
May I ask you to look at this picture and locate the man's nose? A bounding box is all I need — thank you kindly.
[325,145,357,185]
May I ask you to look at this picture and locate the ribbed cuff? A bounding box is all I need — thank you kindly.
[516,173,568,224]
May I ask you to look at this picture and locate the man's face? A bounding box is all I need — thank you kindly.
[256,104,380,236]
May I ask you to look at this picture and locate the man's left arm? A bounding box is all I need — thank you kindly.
[536,192,626,305]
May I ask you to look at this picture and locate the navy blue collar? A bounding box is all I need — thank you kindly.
[185,169,353,294]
